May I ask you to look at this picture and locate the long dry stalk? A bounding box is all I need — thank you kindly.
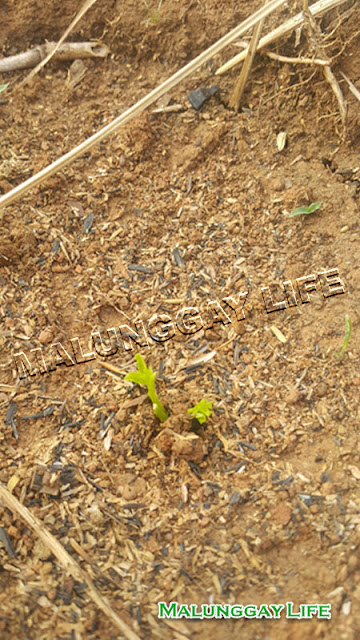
[229,0,268,110]
[0,0,288,210]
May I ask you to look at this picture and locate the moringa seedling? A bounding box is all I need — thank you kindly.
[289,201,322,217]
[125,353,168,422]
[0,83,9,93]
[187,399,213,424]
[337,314,352,359]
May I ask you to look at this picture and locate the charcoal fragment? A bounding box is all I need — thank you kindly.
[188,86,219,111]
[128,263,154,274]
[173,247,185,267]
[83,212,94,233]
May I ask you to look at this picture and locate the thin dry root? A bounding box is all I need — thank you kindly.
[323,64,347,123]
[265,51,328,66]
[340,71,360,104]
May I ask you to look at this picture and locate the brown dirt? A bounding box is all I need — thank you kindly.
[0,1,360,639]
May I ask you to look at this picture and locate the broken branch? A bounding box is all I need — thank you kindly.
[0,42,109,73]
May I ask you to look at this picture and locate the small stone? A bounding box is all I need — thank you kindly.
[86,504,104,526]
[271,177,285,192]
[38,595,52,608]
[271,502,292,526]
[39,328,54,344]
[33,540,52,561]
[173,436,207,464]
[315,382,328,397]
[7,525,20,539]
[286,388,302,405]
[122,477,146,501]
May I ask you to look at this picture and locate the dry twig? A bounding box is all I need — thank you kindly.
[0,484,140,640]
[0,42,109,73]
[0,0,288,210]
[216,0,350,75]
[18,0,99,88]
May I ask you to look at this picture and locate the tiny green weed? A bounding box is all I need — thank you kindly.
[337,314,352,359]
[125,353,168,422]
[289,201,322,217]
[0,83,9,94]
[187,399,213,424]
[142,0,164,25]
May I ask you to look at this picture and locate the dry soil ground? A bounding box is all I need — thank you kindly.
[0,1,360,639]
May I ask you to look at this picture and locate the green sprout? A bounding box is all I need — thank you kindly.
[289,201,322,217]
[337,314,352,359]
[0,83,9,94]
[142,0,164,25]
[125,353,168,422]
[187,399,213,424]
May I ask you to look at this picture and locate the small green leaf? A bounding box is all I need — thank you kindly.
[187,399,213,424]
[135,353,147,374]
[289,201,322,217]
[0,83,9,94]
[337,314,352,359]
[124,371,147,386]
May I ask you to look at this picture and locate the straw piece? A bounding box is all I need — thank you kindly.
[229,0,268,110]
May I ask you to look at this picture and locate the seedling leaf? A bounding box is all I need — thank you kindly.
[125,353,168,422]
[0,83,9,94]
[289,201,322,217]
[337,314,352,359]
[187,399,213,424]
